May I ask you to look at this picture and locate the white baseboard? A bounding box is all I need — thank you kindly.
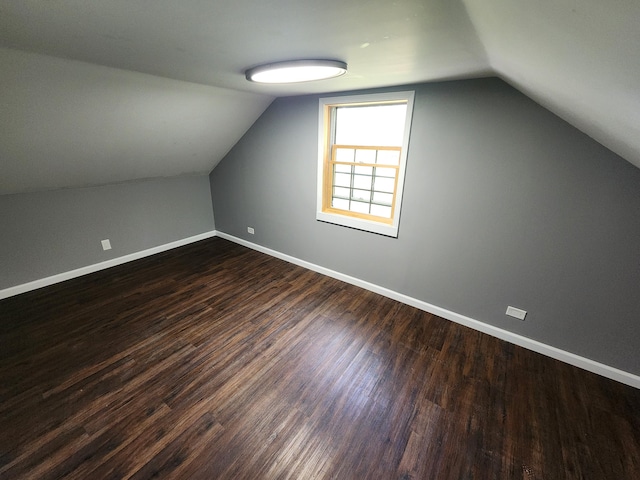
[3,229,638,389]
[216,231,640,389]
[0,230,217,300]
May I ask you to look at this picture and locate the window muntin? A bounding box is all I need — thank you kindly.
[329,145,400,222]
[316,91,414,237]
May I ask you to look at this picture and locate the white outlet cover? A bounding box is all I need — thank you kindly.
[506,306,527,320]
[101,239,112,251]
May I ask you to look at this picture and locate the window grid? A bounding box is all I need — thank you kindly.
[329,145,401,220]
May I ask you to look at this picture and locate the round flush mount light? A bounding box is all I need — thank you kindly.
[245,59,347,84]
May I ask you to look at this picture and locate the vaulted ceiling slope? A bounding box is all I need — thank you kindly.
[463,0,640,172]
[0,0,638,194]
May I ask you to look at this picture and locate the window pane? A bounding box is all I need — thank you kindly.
[353,175,372,189]
[371,204,392,218]
[354,165,373,175]
[372,192,393,206]
[355,149,376,164]
[333,186,350,198]
[375,167,396,178]
[335,148,355,162]
[335,163,352,173]
[376,150,400,165]
[332,198,350,210]
[334,173,351,187]
[335,104,407,147]
[374,176,395,193]
[350,201,370,214]
[351,189,371,202]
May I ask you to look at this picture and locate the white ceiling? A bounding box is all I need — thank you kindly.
[0,0,638,194]
[463,0,640,173]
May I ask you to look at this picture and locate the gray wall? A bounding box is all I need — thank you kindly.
[210,77,640,375]
[0,175,215,290]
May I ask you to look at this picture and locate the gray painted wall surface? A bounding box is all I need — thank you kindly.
[210,78,640,375]
[0,175,215,290]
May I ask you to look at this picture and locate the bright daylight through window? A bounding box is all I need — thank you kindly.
[316,91,414,237]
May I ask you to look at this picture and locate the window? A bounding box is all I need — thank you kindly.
[316,91,414,237]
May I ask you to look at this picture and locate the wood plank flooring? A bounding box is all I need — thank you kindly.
[1,237,639,479]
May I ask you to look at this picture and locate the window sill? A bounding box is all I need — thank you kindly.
[316,210,399,237]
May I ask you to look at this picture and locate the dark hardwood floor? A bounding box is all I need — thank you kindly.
[1,237,639,479]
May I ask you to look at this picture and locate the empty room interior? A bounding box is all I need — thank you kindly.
[1,1,639,478]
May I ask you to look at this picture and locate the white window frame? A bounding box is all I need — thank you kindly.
[316,91,415,237]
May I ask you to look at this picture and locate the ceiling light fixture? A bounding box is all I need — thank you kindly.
[245,59,347,84]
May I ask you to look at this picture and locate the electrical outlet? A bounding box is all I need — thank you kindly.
[101,239,112,251]
[506,306,527,320]
[247,227,255,235]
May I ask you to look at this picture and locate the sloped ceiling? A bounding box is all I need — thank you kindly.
[0,0,638,194]
[463,0,640,174]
